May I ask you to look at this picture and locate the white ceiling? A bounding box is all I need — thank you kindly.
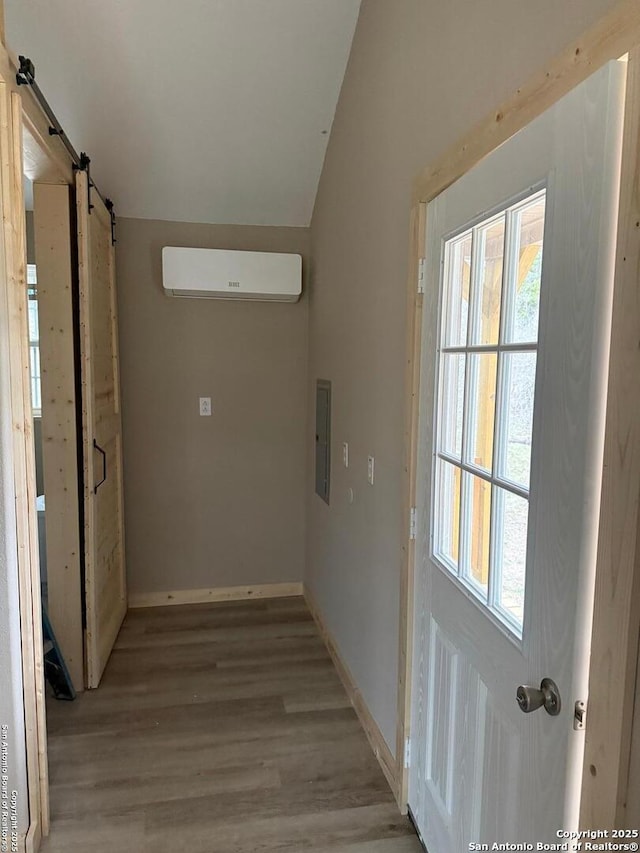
[6,0,361,226]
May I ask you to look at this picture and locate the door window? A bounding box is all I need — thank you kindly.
[433,190,546,635]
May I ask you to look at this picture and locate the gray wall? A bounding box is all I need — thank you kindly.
[306,0,620,754]
[25,211,35,264]
[117,219,310,597]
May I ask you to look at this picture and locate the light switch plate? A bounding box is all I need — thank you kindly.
[199,397,212,416]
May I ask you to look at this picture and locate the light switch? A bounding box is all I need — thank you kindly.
[343,442,349,468]
[367,455,375,485]
[199,397,212,416]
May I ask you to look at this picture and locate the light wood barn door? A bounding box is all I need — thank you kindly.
[76,171,126,688]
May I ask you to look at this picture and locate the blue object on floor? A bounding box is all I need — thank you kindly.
[42,606,76,701]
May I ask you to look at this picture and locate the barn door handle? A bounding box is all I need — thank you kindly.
[93,439,107,494]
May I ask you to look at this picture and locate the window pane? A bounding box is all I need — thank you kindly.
[466,353,497,474]
[494,488,529,626]
[435,460,461,570]
[440,354,465,459]
[462,472,491,598]
[28,299,39,343]
[505,195,545,344]
[435,190,541,638]
[471,215,505,346]
[498,352,536,490]
[29,345,41,412]
[443,232,472,346]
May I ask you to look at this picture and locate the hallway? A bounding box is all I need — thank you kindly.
[41,596,421,852]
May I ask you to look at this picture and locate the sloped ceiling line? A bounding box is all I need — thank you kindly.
[6,0,362,227]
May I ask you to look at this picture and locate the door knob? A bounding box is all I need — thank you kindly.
[516,678,561,716]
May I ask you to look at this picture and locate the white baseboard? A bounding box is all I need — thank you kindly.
[303,585,399,803]
[128,582,303,609]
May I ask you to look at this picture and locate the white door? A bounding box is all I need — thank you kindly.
[408,61,626,850]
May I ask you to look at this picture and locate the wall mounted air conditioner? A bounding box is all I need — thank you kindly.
[162,247,302,302]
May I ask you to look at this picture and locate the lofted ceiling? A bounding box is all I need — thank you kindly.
[5,0,361,226]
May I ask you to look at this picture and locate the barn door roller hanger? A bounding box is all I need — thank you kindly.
[16,55,116,243]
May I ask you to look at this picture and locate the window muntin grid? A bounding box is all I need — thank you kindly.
[27,264,41,415]
[433,189,546,637]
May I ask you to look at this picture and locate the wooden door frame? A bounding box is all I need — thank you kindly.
[0,80,49,853]
[0,15,79,849]
[397,0,640,829]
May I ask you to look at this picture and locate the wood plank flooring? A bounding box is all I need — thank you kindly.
[41,596,421,852]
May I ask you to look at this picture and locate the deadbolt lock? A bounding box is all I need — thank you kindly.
[516,678,561,716]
